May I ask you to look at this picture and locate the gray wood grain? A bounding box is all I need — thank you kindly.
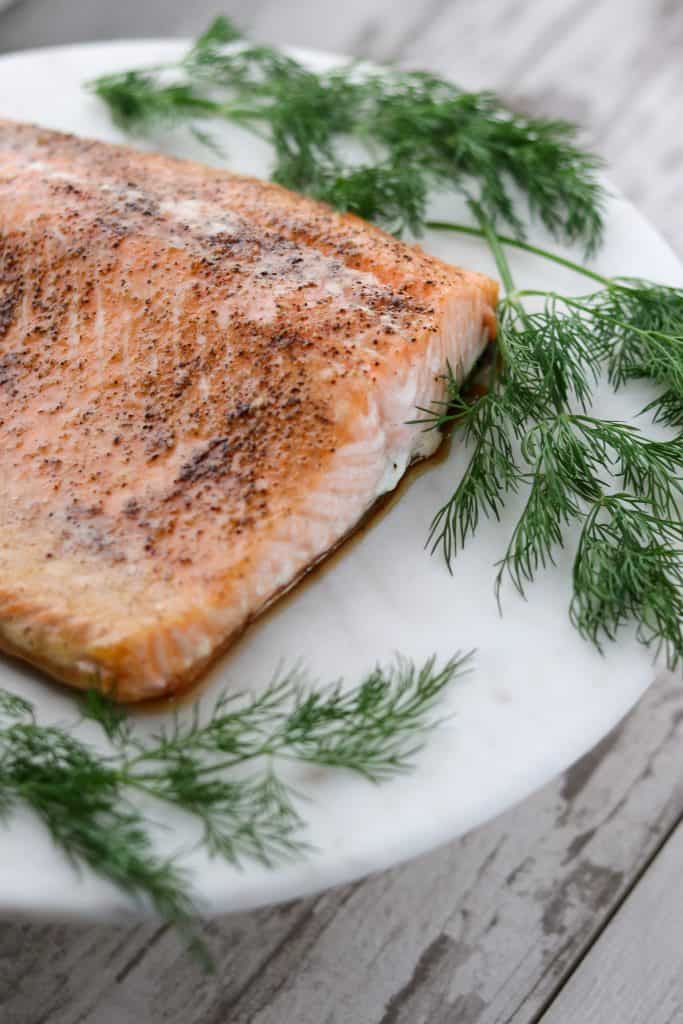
[0,2,681,1022]
[541,819,683,1024]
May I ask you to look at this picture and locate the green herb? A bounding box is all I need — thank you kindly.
[423,218,683,667]
[88,16,604,246]
[571,497,683,657]
[0,654,470,957]
[428,219,683,430]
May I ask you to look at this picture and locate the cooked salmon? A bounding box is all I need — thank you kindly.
[0,120,497,701]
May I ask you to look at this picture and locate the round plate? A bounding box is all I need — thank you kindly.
[0,41,680,920]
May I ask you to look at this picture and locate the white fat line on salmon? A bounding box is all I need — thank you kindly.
[93,281,107,391]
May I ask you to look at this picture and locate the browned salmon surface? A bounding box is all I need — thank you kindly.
[0,120,497,701]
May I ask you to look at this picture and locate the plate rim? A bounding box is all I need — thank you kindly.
[0,37,680,921]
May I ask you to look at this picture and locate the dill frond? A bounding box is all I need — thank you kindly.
[89,17,606,248]
[0,654,470,956]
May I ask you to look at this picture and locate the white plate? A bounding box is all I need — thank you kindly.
[0,40,681,921]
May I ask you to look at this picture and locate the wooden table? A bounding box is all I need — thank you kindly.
[1,3,682,1022]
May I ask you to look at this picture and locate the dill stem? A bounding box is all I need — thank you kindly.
[125,747,280,783]
[426,219,609,287]
[466,201,517,297]
[120,739,412,794]
[465,201,522,375]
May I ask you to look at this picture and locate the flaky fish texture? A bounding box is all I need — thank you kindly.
[0,120,497,700]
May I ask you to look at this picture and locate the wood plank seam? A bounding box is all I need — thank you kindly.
[528,799,683,1023]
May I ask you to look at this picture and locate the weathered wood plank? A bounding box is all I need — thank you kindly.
[0,0,249,53]
[540,818,683,1024]
[1,671,682,1024]
[0,899,321,1024]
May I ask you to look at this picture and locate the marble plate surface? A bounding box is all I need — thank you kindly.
[0,40,680,919]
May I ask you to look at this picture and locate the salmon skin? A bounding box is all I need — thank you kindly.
[0,119,497,701]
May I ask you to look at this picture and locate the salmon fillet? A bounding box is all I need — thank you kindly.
[0,120,497,701]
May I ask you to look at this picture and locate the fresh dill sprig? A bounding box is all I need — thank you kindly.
[0,689,201,954]
[428,220,683,427]
[88,16,605,247]
[597,281,683,425]
[0,654,470,955]
[423,385,523,565]
[571,497,683,661]
[424,218,683,667]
